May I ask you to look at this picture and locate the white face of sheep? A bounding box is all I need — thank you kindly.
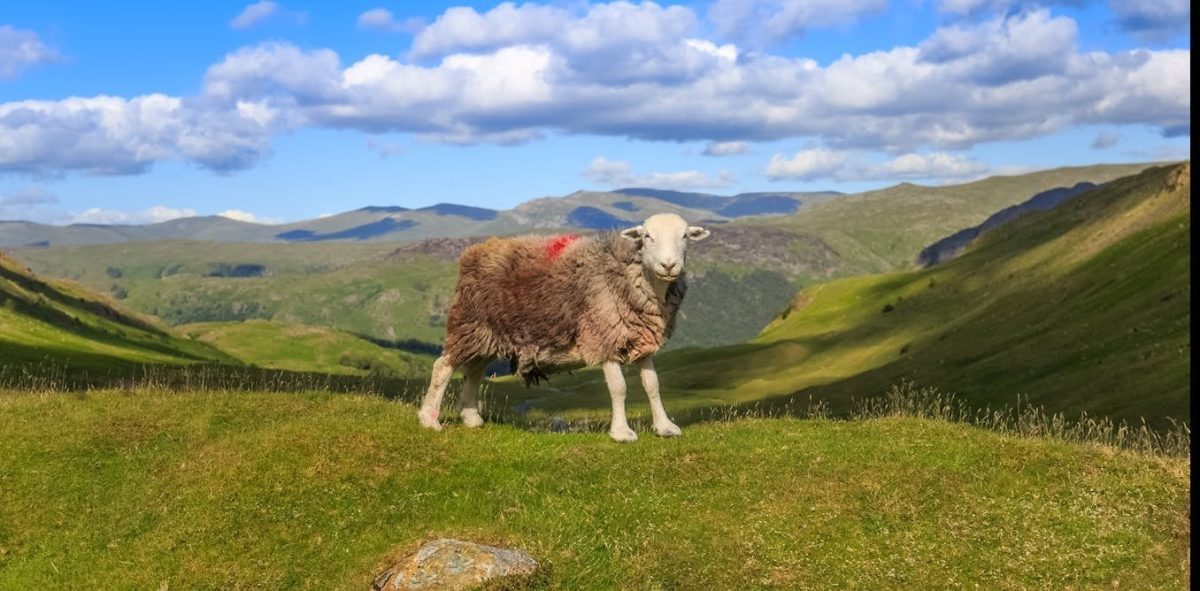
[620,213,710,282]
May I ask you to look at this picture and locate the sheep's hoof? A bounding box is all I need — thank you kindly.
[609,425,638,443]
[461,410,484,428]
[653,421,682,437]
[417,410,443,431]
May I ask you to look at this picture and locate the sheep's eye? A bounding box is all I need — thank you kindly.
[643,235,654,242]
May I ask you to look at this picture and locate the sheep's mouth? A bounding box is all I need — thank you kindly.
[655,272,680,282]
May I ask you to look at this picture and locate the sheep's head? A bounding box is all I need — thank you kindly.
[620,213,710,282]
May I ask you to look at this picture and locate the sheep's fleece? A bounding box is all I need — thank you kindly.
[441,232,686,384]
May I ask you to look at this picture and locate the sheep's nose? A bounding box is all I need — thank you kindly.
[661,261,678,274]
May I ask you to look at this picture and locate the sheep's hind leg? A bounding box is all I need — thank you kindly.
[604,361,637,442]
[418,355,454,431]
[459,359,489,428]
[639,357,681,437]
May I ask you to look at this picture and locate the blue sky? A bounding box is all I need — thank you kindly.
[0,0,1190,224]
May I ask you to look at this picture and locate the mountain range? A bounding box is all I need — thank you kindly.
[0,188,842,248]
[5,162,1163,353]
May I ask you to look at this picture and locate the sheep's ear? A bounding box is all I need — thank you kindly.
[686,226,711,241]
[620,226,646,241]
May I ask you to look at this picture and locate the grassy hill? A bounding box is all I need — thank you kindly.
[0,389,1188,589]
[756,162,1156,284]
[0,251,232,372]
[11,242,459,345]
[9,231,803,351]
[5,163,1168,353]
[178,320,432,377]
[500,163,1190,427]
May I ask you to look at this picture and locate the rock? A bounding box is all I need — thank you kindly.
[373,539,539,590]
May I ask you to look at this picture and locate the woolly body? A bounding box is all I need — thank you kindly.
[418,212,710,441]
[441,232,686,384]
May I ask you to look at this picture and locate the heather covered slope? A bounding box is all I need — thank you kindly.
[0,390,1188,589]
[503,163,1191,427]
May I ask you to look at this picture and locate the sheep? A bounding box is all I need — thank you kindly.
[417,213,711,442]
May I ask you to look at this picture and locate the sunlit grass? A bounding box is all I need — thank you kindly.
[0,387,1189,589]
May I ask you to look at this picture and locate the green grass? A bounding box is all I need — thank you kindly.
[0,389,1189,589]
[495,164,1191,428]
[757,162,1157,283]
[0,252,233,372]
[178,320,433,377]
[10,164,1156,352]
[12,241,459,345]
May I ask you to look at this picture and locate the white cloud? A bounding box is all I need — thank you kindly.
[859,152,990,180]
[710,0,888,45]
[583,157,736,190]
[230,1,304,30]
[0,94,278,175]
[0,25,59,79]
[0,6,1190,176]
[766,149,851,180]
[703,141,749,156]
[231,1,279,29]
[1091,130,1120,149]
[218,208,282,224]
[768,149,990,181]
[357,8,424,33]
[70,205,198,225]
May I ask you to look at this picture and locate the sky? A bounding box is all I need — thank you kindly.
[0,0,1190,225]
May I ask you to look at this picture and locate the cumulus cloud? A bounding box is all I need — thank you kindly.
[0,25,59,79]
[410,2,698,63]
[218,208,282,224]
[768,149,991,182]
[858,152,990,180]
[0,94,279,175]
[0,5,1190,176]
[703,141,749,156]
[710,0,888,45]
[1091,130,1120,149]
[584,156,735,190]
[357,8,424,33]
[766,149,851,180]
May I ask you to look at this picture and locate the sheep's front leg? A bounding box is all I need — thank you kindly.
[639,357,681,437]
[418,355,454,430]
[604,361,637,442]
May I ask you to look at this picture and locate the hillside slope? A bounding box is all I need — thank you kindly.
[502,163,1190,426]
[178,320,432,377]
[916,181,1098,267]
[0,390,1188,589]
[758,162,1155,283]
[0,251,232,370]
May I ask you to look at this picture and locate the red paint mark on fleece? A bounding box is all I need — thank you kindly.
[545,234,580,261]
